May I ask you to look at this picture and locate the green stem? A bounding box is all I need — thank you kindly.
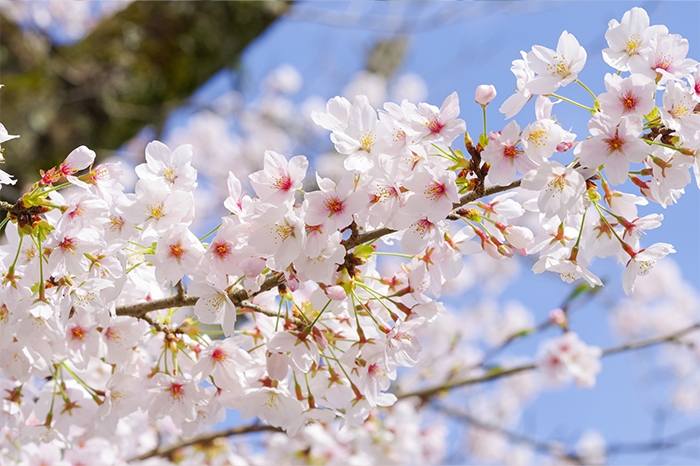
[198,223,221,242]
[60,362,99,397]
[644,139,683,153]
[304,299,331,335]
[547,93,595,112]
[576,80,598,101]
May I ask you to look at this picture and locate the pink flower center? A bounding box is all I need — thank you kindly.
[655,54,672,71]
[71,326,85,340]
[426,117,445,134]
[169,383,185,400]
[413,218,433,238]
[212,241,231,259]
[324,196,344,215]
[604,132,626,153]
[60,163,74,176]
[503,145,519,159]
[60,237,76,254]
[274,174,293,192]
[619,90,638,111]
[306,224,323,235]
[103,327,119,342]
[169,242,186,261]
[212,348,227,364]
[425,181,446,201]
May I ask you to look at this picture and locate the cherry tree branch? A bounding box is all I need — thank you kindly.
[436,404,700,463]
[601,322,700,357]
[343,180,523,250]
[397,321,700,400]
[114,272,305,327]
[128,423,283,462]
[478,283,600,366]
[129,322,700,463]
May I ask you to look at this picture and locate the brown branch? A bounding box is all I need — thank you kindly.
[115,294,197,318]
[114,272,304,327]
[343,180,524,250]
[458,179,522,206]
[601,322,700,357]
[128,423,283,462]
[396,364,536,400]
[397,321,700,401]
[478,283,600,366]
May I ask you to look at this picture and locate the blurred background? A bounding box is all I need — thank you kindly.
[1,1,699,463]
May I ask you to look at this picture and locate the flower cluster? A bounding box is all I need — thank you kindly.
[0,7,698,465]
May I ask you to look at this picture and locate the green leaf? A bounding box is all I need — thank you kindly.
[354,244,375,261]
[644,106,659,123]
[32,220,54,243]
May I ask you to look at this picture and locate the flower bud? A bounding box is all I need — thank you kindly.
[324,285,347,301]
[556,141,573,152]
[549,308,567,328]
[475,84,497,107]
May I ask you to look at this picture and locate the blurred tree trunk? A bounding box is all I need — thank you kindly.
[0,1,290,194]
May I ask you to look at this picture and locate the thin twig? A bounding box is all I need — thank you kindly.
[343,181,523,250]
[114,272,304,326]
[397,321,700,400]
[128,423,283,462]
[601,322,700,357]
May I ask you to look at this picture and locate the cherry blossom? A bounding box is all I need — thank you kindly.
[576,113,649,185]
[475,84,497,107]
[597,73,656,120]
[0,8,697,463]
[521,161,586,219]
[622,242,676,295]
[482,120,537,186]
[525,31,587,95]
[537,332,602,387]
[602,7,668,72]
[249,150,308,205]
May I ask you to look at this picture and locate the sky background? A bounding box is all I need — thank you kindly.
[4,1,700,463]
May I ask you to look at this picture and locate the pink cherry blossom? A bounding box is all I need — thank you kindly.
[576,114,649,185]
[526,31,587,95]
[603,7,668,72]
[249,150,308,205]
[482,121,537,186]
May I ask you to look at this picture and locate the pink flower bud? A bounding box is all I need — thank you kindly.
[475,84,497,107]
[324,285,347,301]
[556,141,574,152]
[549,308,567,327]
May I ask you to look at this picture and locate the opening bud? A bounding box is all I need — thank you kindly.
[475,84,497,107]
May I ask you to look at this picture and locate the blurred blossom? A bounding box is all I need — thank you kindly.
[343,71,387,108]
[390,73,428,102]
[575,430,606,465]
[264,64,303,94]
[0,0,132,43]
